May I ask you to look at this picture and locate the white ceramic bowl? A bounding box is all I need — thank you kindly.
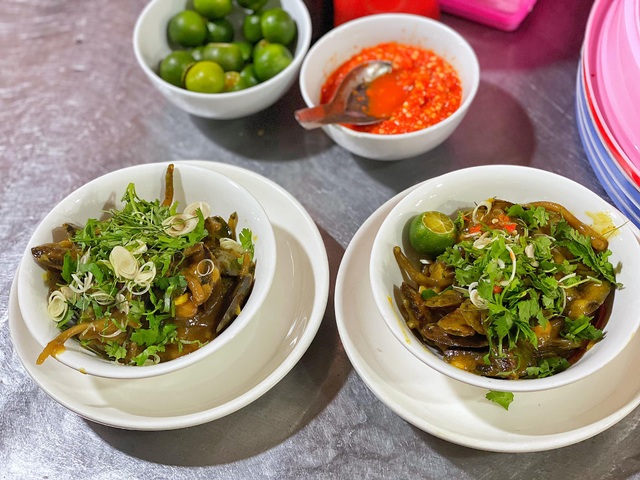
[369,165,640,392]
[298,13,479,161]
[18,162,277,379]
[133,0,311,119]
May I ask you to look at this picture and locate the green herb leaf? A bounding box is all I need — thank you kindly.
[507,204,549,229]
[105,341,127,361]
[525,357,570,378]
[563,315,604,342]
[552,220,619,285]
[61,252,76,284]
[421,288,437,300]
[155,274,187,291]
[486,391,514,410]
[186,210,207,245]
[78,261,105,284]
[133,345,164,366]
[239,228,254,260]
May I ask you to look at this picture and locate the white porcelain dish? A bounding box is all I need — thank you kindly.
[18,162,277,380]
[9,161,329,430]
[369,165,640,392]
[336,186,640,452]
[298,13,479,161]
[133,0,312,119]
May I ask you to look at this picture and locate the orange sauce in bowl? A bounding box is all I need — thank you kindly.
[365,70,409,119]
[320,42,463,135]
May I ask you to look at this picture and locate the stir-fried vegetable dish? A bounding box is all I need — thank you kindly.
[32,164,256,366]
[394,199,620,379]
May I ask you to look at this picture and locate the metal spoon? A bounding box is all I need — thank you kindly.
[295,60,394,130]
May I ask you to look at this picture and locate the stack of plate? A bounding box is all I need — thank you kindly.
[577,0,640,226]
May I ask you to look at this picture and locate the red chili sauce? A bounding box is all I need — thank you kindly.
[320,42,463,135]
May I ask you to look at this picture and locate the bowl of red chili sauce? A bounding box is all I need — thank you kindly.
[298,14,479,160]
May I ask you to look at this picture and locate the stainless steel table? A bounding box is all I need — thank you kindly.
[2,0,639,478]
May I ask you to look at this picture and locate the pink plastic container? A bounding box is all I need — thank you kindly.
[440,0,537,31]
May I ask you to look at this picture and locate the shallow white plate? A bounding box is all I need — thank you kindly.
[335,185,640,453]
[9,161,329,430]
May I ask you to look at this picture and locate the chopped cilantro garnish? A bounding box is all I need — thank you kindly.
[525,357,570,378]
[562,315,604,342]
[551,220,619,285]
[239,228,254,260]
[421,288,437,300]
[61,252,76,284]
[105,341,127,362]
[506,204,549,230]
[74,183,207,256]
[486,391,514,410]
[434,202,619,366]
[44,180,245,366]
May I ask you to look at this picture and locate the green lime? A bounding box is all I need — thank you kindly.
[260,8,296,45]
[223,71,243,91]
[202,43,244,72]
[234,41,253,63]
[409,211,457,257]
[207,18,234,42]
[242,14,263,43]
[252,38,269,59]
[193,0,233,19]
[159,50,195,87]
[184,60,225,93]
[236,0,268,12]
[253,42,292,81]
[239,64,260,88]
[191,45,206,61]
[168,10,208,47]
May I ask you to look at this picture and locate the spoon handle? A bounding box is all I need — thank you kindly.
[295,105,386,129]
[294,105,335,130]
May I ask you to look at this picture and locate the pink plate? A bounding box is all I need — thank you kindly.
[597,0,640,164]
[578,66,640,200]
[582,0,640,186]
[623,0,640,70]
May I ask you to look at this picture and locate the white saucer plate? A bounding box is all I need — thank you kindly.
[335,186,640,453]
[9,160,329,431]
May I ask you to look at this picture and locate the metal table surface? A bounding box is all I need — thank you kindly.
[2,0,639,478]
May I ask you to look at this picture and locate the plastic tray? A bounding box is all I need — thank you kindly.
[440,0,538,31]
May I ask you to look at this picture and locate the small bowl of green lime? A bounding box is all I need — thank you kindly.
[133,0,311,119]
